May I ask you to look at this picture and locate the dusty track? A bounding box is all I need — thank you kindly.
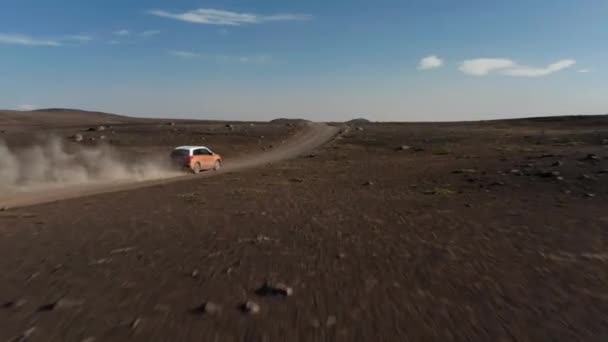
[0,123,339,209]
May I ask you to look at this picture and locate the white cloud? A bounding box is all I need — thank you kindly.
[459,58,515,76]
[16,104,37,111]
[114,30,130,36]
[148,8,312,26]
[141,30,161,37]
[169,50,271,64]
[108,40,121,45]
[460,58,576,77]
[66,35,93,42]
[502,59,576,77]
[0,33,61,46]
[169,50,201,59]
[578,68,591,73]
[418,55,443,70]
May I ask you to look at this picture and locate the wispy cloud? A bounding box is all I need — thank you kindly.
[114,30,130,36]
[65,35,94,42]
[169,50,271,64]
[459,58,515,76]
[149,8,312,26]
[418,55,443,70]
[460,58,576,77]
[108,40,121,45]
[0,33,61,46]
[578,68,591,73]
[169,50,201,59]
[141,30,161,37]
[502,59,576,77]
[16,104,37,111]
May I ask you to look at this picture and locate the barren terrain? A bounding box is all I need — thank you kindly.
[1,110,607,341]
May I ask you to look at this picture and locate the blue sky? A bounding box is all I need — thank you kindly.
[0,0,606,121]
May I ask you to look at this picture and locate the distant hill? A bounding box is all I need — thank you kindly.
[0,108,136,127]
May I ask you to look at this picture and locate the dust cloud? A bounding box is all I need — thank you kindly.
[0,136,181,193]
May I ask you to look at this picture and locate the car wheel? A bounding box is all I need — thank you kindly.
[213,160,221,171]
[192,162,202,174]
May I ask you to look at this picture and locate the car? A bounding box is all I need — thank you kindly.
[170,146,222,173]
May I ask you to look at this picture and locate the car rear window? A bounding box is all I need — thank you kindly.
[171,149,190,157]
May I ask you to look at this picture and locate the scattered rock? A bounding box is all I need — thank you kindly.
[71,134,83,142]
[167,122,175,126]
[110,247,134,254]
[192,301,221,315]
[38,298,83,312]
[337,253,346,259]
[510,169,523,176]
[11,327,36,342]
[396,145,411,151]
[81,337,96,342]
[601,138,608,145]
[256,282,293,297]
[538,171,560,178]
[191,269,200,278]
[579,174,597,181]
[97,125,106,131]
[307,152,318,158]
[130,317,142,330]
[0,206,8,211]
[326,315,337,327]
[598,169,608,174]
[356,127,364,131]
[585,154,600,161]
[585,193,596,198]
[452,169,478,174]
[552,161,563,167]
[2,299,27,309]
[241,300,260,314]
[363,181,374,186]
[99,135,106,140]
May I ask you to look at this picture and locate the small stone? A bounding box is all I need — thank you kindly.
[99,135,106,140]
[191,269,200,278]
[81,337,96,342]
[397,145,411,151]
[201,301,221,314]
[556,176,564,181]
[0,206,7,211]
[585,154,600,161]
[12,327,36,341]
[311,318,321,329]
[289,178,305,183]
[72,134,83,142]
[579,174,596,181]
[510,169,523,175]
[452,169,478,174]
[337,253,346,259]
[598,169,608,174]
[242,300,260,314]
[356,127,364,131]
[538,171,560,178]
[257,282,293,297]
[601,138,608,145]
[552,161,563,167]
[97,125,106,131]
[363,181,374,186]
[585,193,596,198]
[130,317,142,330]
[326,315,337,327]
[562,190,572,194]
[2,299,27,309]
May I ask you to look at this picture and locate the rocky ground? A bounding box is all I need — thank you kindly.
[1,112,607,341]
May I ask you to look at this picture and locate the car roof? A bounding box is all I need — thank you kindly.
[174,146,211,151]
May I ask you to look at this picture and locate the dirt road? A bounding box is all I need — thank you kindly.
[0,123,340,209]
